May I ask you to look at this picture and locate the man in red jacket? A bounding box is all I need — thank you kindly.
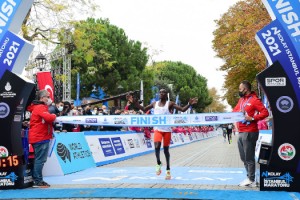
[27,90,57,188]
[233,80,269,187]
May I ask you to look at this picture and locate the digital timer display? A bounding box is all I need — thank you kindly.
[0,155,22,168]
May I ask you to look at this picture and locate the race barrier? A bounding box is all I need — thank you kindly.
[43,130,218,176]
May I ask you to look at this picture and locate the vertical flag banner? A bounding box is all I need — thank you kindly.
[140,80,144,106]
[36,71,55,102]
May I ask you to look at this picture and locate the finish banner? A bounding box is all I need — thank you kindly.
[56,112,244,127]
[0,0,34,40]
[255,19,300,108]
[262,0,300,57]
[0,30,34,79]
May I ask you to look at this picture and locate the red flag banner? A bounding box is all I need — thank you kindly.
[36,71,55,101]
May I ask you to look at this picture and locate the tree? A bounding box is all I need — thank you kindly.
[69,18,151,99]
[212,0,271,107]
[203,88,227,113]
[150,61,212,112]
[22,0,98,45]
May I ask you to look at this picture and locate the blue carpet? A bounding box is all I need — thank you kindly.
[44,167,245,185]
[0,187,299,200]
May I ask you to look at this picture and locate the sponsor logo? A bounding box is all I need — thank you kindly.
[0,82,16,98]
[13,115,21,122]
[128,139,134,148]
[173,116,188,124]
[205,116,218,121]
[0,102,10,118]
[265,77,286,86]
[56,143,71,163]
[276,96,294,113]
[192,115,202,123]
[222,116,232,120]
[85,118,97,123]
[278,143,296,161]
[0,172,17,186]
[0,146,8,157]
[261,171,293,188]
[114,117,127,125]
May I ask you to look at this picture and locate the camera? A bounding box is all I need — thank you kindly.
[129,90,142,104]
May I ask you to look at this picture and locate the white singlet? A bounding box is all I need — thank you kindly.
[153,101,172,132]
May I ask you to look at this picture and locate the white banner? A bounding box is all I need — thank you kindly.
[56,112,244,127]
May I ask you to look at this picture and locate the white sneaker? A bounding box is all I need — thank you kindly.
[238,178,253,187]
[248,181,258,188]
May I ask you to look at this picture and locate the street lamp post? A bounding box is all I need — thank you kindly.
[35,52,47,71]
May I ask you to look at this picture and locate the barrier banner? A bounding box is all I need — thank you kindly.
[43,132,95,176]
[257,61,300,191]
[255,19,300,108]
[0,31,34,79]
[36,71,55,101]
[0,0,34,40]
[262,0,300,57]
[56,112,244,127]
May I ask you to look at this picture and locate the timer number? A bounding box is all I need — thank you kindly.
[0,155,20,167]
[3,41,21,66]
[261,27,281,57]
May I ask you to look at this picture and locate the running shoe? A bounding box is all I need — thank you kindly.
[238,178,253,187]
[156,163,162,175]
[32,181,50,188]
[165,170,171,180]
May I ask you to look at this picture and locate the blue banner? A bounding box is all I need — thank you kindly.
[256,20,300,108]
[0,30,26,78]
[0,0,22,39]
[262,0,300,58]
[53,132,95,175]
[99,138,115,157]
[111,137,125,155]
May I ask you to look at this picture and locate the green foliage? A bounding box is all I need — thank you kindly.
[69,18,150,98]
[22,0,98,43]
[212,0,271,107]
[203,88,227,113]
[150,61,212,112]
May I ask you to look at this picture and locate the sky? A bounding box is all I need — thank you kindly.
[93,0,240,94]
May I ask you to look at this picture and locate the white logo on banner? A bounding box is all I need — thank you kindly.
[276,96,294,113]
[265,77,286,86]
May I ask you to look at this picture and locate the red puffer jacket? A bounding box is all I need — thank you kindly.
[27,100,57,144]
[233,92,269,133]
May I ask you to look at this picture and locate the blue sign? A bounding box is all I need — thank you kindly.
[0,0,23,39]
[256,20,300,108]
[146,139,152,148]
[54,132,95,175]
[0,31,25,78]
[99,138,115,157]
[262,0,300,57]
[111,137,125,155]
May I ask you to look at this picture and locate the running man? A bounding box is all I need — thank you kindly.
[128,88,198,180]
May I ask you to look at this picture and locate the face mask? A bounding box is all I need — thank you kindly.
[46,98,52,106]
[238,89,245,97]
[58,106,63,112]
